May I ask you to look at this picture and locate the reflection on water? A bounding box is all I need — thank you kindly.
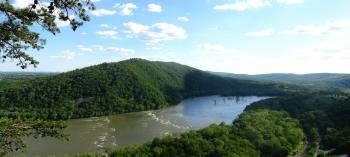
[24,95,269,156]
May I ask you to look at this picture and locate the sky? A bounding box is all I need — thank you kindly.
[1,0,350,74]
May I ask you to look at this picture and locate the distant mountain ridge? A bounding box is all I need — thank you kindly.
[0,59,296,120]
[0,72,57,80]
[0,72,58,90]
[211,72,350,89]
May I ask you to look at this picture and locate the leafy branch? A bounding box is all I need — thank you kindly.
[0,0,95,69]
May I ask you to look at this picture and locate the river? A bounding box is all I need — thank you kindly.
[23,95,269,156]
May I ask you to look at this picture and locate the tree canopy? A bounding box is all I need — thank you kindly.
[0,0,95,69]
[0,117,68,156]
[247,94,350,155]
[0,1,95,155]
[0,59,298,120]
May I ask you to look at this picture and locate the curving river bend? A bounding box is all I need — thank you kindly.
[24,95,269,156]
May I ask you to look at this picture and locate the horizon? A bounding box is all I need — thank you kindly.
[1,58,350,75]
[1,0,350,74]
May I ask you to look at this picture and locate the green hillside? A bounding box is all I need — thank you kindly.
[246,94,350,155]
[0,59,296,120]
[211,72,350,90]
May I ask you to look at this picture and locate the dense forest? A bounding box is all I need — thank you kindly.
[212,72,350,90]
[1,0,349,156]
[0,72,56,80]
[70,94,350,157]
[0,72,55,90]
[0,59,301,120]
[1,59,349,157]
[246,94,350,156]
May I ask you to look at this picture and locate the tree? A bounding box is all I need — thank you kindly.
[0,118,68,156]
[0,0,95,69]
[0,1,95,156]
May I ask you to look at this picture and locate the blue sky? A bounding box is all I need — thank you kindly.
[1,0,350,74]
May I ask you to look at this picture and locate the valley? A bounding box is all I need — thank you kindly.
[0,59,349,157]
[1,1,349,156]
[23,95,268,156]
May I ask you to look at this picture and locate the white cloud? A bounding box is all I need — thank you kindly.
[12,0,71,28]
[12,0,32,8]
[186,41,350,74]
[55,14,75,28]
[246,29,273,37]
[55,19,70,28]
[99,24,117,30]
[214,0,271,11]
[280,20,350,36]
[100,24,110,27]
[91,45,135,55]
[149,47,163,51]
[50,50,75,60]
[96,30,117,37]
[96,30,120,39]
[304,41,350,53]
[114,3,137,16]
[105,47,135,55]
[299,22,350,54]
[123,22,187,43]
[213,0,304,11]
[187,20,350,74]
[276,0,304,5]
[147,3,162,13]
[91,9,117,16]
[91,0,102,2]
[177,16,189,22]
[187,50,350,74]
[78,45,93,53]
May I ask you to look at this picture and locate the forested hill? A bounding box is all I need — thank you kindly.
[211,72,350,90]
[0,59,298,120]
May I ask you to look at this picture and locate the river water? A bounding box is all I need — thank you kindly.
[24,95,269,156]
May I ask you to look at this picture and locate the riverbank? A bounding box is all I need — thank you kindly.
[22,96,269,156]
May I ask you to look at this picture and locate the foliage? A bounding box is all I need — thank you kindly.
[0,59,306,156]
[305,142,318,157]
[323,127,350,153]
[0,72,56,90]
[231,110,305,157]
[0,1,95,156]
[0,59,296,120]
[0,118,68,156]
[246,94,350,155]
[0,0,95,68]
[0,72,56,80]
[105,110,305,157]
